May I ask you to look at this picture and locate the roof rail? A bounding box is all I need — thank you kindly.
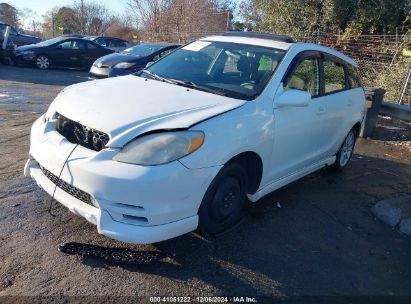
[221,31,295,43]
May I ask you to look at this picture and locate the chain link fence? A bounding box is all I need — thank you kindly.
[143,30,411,106]
[299,32,411,106]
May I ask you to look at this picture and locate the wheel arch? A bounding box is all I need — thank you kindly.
[353,121,361,138]
[225,151,263,195]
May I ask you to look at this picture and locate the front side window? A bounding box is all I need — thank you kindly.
[141,41,286,100]
[285,58,320,97]
[324,60,346,93]
[57,40,85,49]
[95,37,106,46]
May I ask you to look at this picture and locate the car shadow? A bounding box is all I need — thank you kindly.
[61,154,411,296]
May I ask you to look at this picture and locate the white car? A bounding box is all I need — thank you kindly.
[24,32,365,244]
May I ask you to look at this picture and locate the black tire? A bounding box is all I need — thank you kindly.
[35,55,51,70]
[332,128,357,172]
[198,163,247,235]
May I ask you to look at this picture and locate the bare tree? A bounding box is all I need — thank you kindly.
[128,0,233,42]
[128,0,169,34]
[70,0,115,35]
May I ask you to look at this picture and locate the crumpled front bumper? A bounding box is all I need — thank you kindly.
[25,116,221,244]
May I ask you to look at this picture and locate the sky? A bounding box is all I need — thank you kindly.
[7,0,128,26]
[8,0,127,14]
[6,0,242,28]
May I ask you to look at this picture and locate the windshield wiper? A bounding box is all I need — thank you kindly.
[141,69,175,84]
[142,70,229,97]
[167,79,229,97]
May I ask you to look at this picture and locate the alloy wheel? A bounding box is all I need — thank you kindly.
[36,56,50,69]
[340,131,355,167]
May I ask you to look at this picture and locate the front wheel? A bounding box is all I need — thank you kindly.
[198,163,247,235]
[35,55,51,70]
[332,128,357,171]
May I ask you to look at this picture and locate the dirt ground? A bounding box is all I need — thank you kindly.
[1,65,411,299]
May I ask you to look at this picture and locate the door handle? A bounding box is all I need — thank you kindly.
[347,100,353,106]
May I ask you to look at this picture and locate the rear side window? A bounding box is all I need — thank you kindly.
[285,58,320,97]
[86,42,97,49]
[113,39,127,47]
[323,60,346,93]
[347,65,362,88]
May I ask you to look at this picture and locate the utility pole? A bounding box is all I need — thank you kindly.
[226,11,230,32]
[52,11,55,37]
[80,0,85,35]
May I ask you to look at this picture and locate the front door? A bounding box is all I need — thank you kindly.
[268,54,326,181]
[53,40,85,67]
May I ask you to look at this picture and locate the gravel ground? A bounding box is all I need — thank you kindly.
[1,65,411,299]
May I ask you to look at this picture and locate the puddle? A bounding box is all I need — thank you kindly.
[0,85,57,113]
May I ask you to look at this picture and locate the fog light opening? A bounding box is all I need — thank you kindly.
[122,214,148,224]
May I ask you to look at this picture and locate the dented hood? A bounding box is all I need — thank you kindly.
[51,75,247,148]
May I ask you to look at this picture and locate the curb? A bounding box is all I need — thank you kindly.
[372,195,411,237]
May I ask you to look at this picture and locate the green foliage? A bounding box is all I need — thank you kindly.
[240,0,335,36]
[375,60,407,102]
[240,0,407,36]
[0,2,19,27]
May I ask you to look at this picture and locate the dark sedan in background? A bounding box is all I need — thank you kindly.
[15,37,114,70]
[89,43,180,79]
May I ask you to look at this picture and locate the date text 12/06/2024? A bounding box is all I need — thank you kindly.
[149,296,258,303]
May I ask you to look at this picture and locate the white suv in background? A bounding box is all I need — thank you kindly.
[25,32,365,244]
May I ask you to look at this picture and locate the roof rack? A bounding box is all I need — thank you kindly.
[221,32,295,43]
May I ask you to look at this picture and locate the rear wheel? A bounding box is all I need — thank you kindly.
[35,55,51,70]
[332,128,357,171]
[198,163,247,235]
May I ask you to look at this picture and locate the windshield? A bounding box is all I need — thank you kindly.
[36,37,64,47]
[140,40,286,100]
[122,44,164,57]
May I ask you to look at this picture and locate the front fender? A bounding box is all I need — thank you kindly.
[180,98,274,172]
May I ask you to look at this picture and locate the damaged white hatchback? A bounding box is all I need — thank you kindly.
[25,32,365,244]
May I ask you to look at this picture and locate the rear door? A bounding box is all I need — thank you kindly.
[83,41,107,68]
[316,54,351,158]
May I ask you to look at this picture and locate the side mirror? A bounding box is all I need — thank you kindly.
[275,89,311,108]
[56,45,62,49]
[145,61,154,68]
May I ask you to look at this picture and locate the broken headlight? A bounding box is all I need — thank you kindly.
[112,131,204,166]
